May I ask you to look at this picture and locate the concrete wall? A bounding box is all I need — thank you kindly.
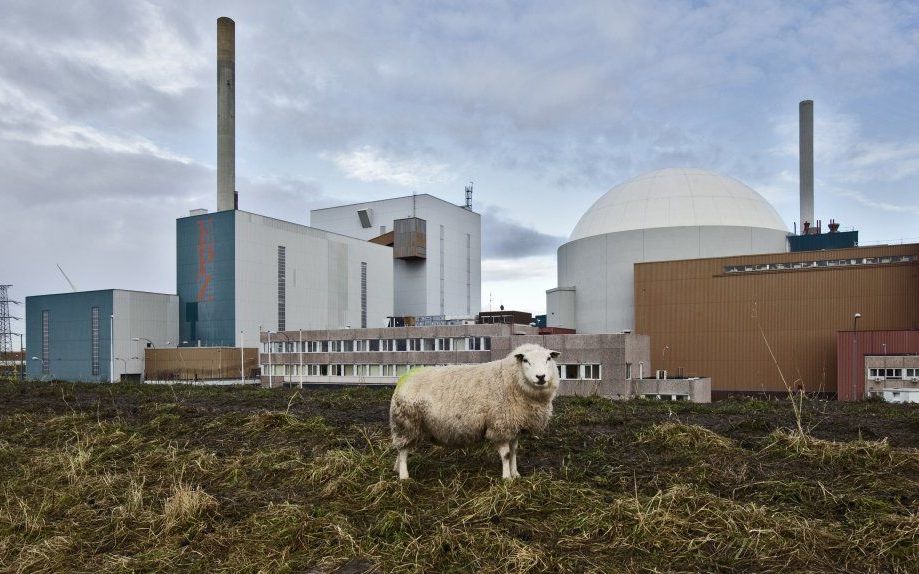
[25,290,178,382]
[113,290,179,380]
[546,287,575,329]
[310,194,481,317]
[556,225,789,334]
[233,211,393,339]
[630,378,712,403]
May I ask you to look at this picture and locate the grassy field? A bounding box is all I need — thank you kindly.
[1,381,917,573]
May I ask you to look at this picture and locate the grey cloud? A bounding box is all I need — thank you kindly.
[482,207,566,259]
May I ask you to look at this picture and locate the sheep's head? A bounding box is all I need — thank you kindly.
[513,344,560,391]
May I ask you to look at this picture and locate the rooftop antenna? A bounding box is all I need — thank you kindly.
[56,264,77,292]
[412,190,417,218]
[465,181,473,210]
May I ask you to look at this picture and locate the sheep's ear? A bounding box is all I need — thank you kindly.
[549,350,560,359]
[515,353,525,362]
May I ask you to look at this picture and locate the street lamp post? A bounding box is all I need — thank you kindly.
[267,330,272,389]
[299,329,303,389]
[852,313,862,400]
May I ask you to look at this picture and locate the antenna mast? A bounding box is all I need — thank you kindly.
[465,182,473,210]
[0,285,20,359]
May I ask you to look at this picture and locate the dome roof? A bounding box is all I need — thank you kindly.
[569,168,788,241]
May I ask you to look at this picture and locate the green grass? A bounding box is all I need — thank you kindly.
[0,381,917,572]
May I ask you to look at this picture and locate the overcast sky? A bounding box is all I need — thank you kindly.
[4,1,919,342]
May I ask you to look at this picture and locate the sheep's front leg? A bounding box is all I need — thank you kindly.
[395,448,409,480]
[509,438,520,478]
[497,442,512,479]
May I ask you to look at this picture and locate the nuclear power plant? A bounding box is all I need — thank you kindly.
[22,18,919,402]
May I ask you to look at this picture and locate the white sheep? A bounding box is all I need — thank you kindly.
[389,343,561,480]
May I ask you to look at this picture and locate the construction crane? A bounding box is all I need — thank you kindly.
[56,264,77,292]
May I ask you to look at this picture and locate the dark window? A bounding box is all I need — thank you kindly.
[91,307,100,376]
[277,245,286,331]
[41,310,50,374]
[361,262,368,328]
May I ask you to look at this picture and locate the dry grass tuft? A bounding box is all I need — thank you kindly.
[638,421,735,452]
[161,482,218,532]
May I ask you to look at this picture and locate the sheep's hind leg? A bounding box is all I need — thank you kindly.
[396,448,410,480]
[497,442,512,479]
[509,438,520,478]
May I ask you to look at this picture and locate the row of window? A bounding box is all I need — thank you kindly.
[869,368,919,379]
[261,362,602,381]
[263,337,492,354]
[724,255,916,274]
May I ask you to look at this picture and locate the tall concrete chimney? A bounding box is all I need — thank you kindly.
[217,17,236,211]
[799,99,814,231]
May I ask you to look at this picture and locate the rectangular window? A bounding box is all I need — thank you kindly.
[90,307,100,376]
[330,340,341,352]
[562,365,579,380]
[381,339,394,352]
[468,337,490,351]
[453,337,468,351]
[626,363,632,380]
[408,338,422,351]
[396,339,407,352]
[354,340,365,352]
[369,339,380,352]
[361,262,368,328]
[422,338,436,351]
[321,340,329,352]
[368,364,381,376]
[382,364,395,377]
[41,310,50,374]
[395,364,409,375]
[582,364,601,380]
[277,245,286,331]
[342,340,353,352]
[869,368,878,377]
[436,338,451,351]
[307,341,318,353]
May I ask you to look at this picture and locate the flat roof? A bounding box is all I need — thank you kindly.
[310,193,478,215]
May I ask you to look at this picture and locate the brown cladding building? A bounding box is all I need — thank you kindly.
[634,244,919,397]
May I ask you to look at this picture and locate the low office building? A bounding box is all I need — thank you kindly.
[864,354,919,403]
[25,290,178,382]
[258,325,672,400]
[836,330,919,402]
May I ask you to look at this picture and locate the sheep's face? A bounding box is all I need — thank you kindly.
[515,348,560,390]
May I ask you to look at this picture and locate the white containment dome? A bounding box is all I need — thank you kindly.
[548,168,789,334]
[570,168,788,240]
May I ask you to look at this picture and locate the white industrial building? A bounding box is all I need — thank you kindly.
[310,194,481,318]
[177,209,394,347]
[548,168,790,333]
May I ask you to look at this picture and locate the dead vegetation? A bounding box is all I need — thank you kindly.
[0,381,917,573]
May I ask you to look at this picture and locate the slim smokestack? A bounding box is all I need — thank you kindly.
[217,17,235,211]
[799,99,814,232]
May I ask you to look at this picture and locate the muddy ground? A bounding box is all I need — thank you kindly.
[1,381,917,573]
